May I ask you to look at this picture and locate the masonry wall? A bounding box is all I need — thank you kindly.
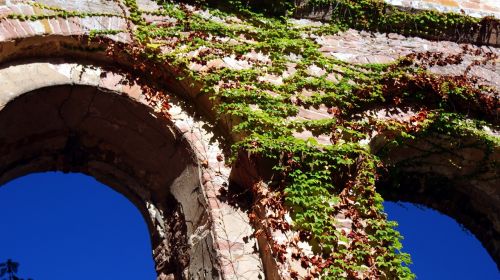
[0,0,498,279]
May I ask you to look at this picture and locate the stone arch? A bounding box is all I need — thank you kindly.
[0,60,263,279]
[0,3,264,275]
[375,131,500,268]
[2,0,496,278]
[0,35,221,134]
[0,61,208,278]
[0,15,224,137]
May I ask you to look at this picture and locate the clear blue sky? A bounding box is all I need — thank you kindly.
[0,172,156,280]
[384,201,499,279]
[0,172,498,279]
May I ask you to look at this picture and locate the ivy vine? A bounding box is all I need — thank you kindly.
[5,0,498,279]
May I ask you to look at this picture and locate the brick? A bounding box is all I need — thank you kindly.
[57,18,71,35]
[66,18,83,35]
[47,18,61,34]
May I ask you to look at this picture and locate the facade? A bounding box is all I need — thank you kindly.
[0,0,498,279]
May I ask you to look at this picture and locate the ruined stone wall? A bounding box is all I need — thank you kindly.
[385,0,499,18]
[0,1,498,279]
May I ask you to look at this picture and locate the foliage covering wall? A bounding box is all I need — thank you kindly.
[5,0,499,278]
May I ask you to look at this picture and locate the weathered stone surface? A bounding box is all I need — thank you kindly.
[0,0,498,278]
[385,0,500,19]
[0,62,263,279]
[315,28,500,90]
[378,134,500,265]
[295,0,500,46]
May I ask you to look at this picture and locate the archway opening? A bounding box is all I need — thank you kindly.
[375,130,500,271]
[0,62,217,279]
[384,201,499,279]
[0,172,156,280]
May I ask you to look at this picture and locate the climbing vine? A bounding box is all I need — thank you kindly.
[300,0,486,42]
[4,0,498,279]
[187,0,499,44]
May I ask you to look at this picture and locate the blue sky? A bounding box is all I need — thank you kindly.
[384,201,499,279]
[0,172,155,280]
[0,172,498,279]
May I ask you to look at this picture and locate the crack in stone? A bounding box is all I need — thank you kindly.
[56,87,73,131]
[74,86,99,130]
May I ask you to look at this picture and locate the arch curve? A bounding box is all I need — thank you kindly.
[0,60,263,279]
[376,131,500,268]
